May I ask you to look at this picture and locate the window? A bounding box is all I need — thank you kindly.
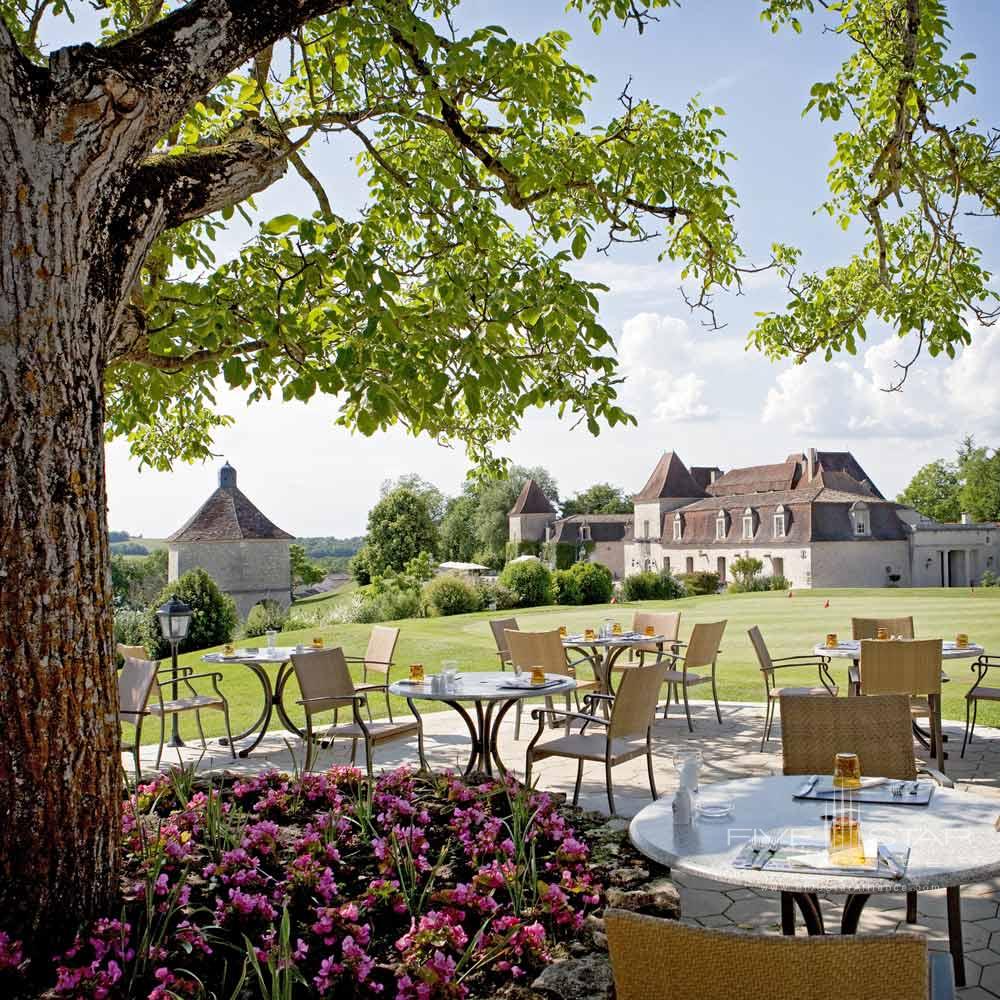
[643,519,650,539]
[849,501,870,537]
[664,556,671,573]
[673,515,682,541]
[742,507,754,540]
[773,505,787,538]
[717,556,727,582]
[580,524,591,542]
[715,511,727,541]
[685,556,694,574]
[772,556,784,578]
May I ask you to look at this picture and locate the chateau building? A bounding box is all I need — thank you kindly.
[510,449,999,589]
[167,463,293,617]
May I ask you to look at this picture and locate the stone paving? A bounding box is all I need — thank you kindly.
[129,698,1000,996]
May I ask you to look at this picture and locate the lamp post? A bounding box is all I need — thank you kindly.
[157,594,193,748]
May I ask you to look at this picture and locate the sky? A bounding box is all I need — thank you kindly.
[47,1,1000,537]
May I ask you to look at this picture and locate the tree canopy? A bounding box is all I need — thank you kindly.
[897,458,963,522]
[562,482,632,516]
[897,437,1000,522]
[363,486,439,575]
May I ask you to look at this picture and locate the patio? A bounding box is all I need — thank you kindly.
[128,699,1000,998]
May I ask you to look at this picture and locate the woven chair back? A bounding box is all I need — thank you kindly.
[117,642,150,661]
[489,618,518,661]
[292,647,356,715]
[118,657,158,716]
[631,611,681,653]
[859,639,942,697]
[363,625,399,678]
[779,693,917,780]
[506,629,569,676]
[684,620,727,670]
[609,661,669,740]
[605,910,928,1000]
[852,616,915,640]
[746,626,772,671]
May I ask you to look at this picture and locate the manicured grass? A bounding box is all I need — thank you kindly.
[290,580,358,612]
[160,587,1000,745]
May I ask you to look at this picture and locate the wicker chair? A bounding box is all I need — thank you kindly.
[660,620,726,731]
[858,639,945,773]
[962,653,1000,756]
[506,628,598,740]
[525,661,668,815]
[345,625,400,721]
[852,616,915,640]
[117,642,149,660]
[119,655,235,775]
[613,611,681,693]
[748,626,837,751]
[605,909,953,1000]
[489,617,518,671]
[291,647,426,775]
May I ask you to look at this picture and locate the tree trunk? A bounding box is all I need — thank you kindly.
[0,165,121,945]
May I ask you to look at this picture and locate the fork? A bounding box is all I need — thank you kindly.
[751,833,781,870]
[890,782,904,798]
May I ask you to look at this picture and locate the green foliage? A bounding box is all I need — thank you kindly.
[143,569,238,657]
[958,440,1000,523]
[365,488,439,576]
[752,1,998,370]
[294,536,365,559]
[677,571,720,596]
[621,569,686,601]
[111,549,168,608]
[554,561,613,605]
[380,475,447,524]
[506,540,543,562]
[476,467,559,563]
[552,569,583,606]
[475,579,520,612]
[244,600,288,638]
[350,546,374,585]
[980,571,1000,588]
[562,483,631,515]
[898,460,963,523]
[439,494,480,563]
[499,560,554,608]
[422,574,483,617]
[108,530,131,543]
[290,544,325,588]
[541,541,580,571]
[113,608,148,660]
[111,541,150,556]
[730,556,765,590]
[349,553,436,624]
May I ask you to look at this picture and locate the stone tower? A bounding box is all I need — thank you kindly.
[167,462,294,618]
[508,478,556,543]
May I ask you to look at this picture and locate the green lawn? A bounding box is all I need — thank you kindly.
[290,580,358,613]
[160,587,1000,745]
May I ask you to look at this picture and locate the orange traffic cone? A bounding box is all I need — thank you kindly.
[824,600,830,609]
[788,591,794,598]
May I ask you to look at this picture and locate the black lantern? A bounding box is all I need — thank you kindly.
[157,594,192,747]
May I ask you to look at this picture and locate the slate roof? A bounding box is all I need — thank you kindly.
[509,479,556,516]
[706,461,802,496]
[633,452,707,502]
[548,514,633,544]
[168,465,293,542]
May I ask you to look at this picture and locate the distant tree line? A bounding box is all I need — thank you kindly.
[897,436,1000,523]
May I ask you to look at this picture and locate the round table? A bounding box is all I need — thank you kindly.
[630,774,1000,986]
[203,646,322,756]
[388,671,576,777]
[563,632,674,693]
[813,639,984,663]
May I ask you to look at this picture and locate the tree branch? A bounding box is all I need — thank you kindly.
[0,13,50,117]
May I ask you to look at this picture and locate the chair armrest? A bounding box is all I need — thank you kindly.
[165,671,224,683]
[529,707,607,727]
[157,665,195,675]
[769,655,831,666]
[583,692,615,704]
[919,767,954,789]
[119,709,150,717]
[355,682,389,692]
[929,951,956,1000]
[297,694,366,706]
[344,657,394,666]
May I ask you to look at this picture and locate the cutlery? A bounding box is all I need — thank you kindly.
[796,775,819,797]
[908,781,920,795]
[751,834,781,870]
[890,782,904,798]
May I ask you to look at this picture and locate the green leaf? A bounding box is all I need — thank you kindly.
[261,214,299,235]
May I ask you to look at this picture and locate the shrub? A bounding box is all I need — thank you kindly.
[499,559,553,607]
[475,579,519,611]
[568,561,614,604]
[730,556,764,590]
[142,569,238,658]
[980,570,1000,588]
[352,588,424,623]
[677,570,720,596]
[622,569,687,601]
[552,568,584,605]
[768,574,791,591]
[244,599,288,637]
[350,545,373,584]
[113,608,147,661]
[423,574,483,616]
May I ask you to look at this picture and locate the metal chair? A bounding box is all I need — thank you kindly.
[489,616,518,671]
[748,626,837,751]
[660,620,726,731]
[858,638,945,773]
[525,660,668,815]
[852,616,915,640]
[605,909,953,1000]
[506,628,598,739]
[291,647,427,776]
[962,653,1000,756]
[345,625,399,721]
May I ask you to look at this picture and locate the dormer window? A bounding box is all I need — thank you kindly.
[742,507,755,540]
[849,501,870,537]
[773,505,787,538]
[673,514,683,542]
[580,523,591,542]
[715,510,728,541]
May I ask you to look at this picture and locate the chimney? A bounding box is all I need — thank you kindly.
[710,468,720,484]
[807,448,818,481]
[961,512,972,525]
[219,461,237,489]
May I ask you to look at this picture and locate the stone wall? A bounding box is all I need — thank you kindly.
[508,512,553,542]
[169,539,291,618]
[809,540,910,588]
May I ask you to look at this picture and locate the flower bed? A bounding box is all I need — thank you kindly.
[1,766,644,999]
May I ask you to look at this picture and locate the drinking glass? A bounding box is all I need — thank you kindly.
[311,636,324,649]
[265,630,277,651]
[644,625,656,638]
[409,663,425,682]
[612,622,623,637]
[530,665,546,685]
[584,628,596,642]
[825,632,838,649]
[558,625,568,638]
[833,752,861,789]
[671,749,703,792]
[876,627,889,641]
[223,642,235,657]
[957,633,969,649]
[828,812,865,866]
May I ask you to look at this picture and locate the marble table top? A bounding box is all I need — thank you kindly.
[562,632,672,647]
[814,639,984,660]
[630,774,1000,895]
[389,670,576,703]
[203,646,323,665]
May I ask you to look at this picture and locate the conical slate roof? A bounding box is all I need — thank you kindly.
[167,464,293,542]
[509,478,555,516]
[633,452,706,502]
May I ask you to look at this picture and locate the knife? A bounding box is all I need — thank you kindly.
[795,775,819,797]
[877,845,905,879]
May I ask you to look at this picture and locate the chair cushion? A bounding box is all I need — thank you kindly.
[319,719,420,743]
[770,685,839,699]
[528,732,646,764]
[968,686,1000,702]
[663,670,710,686]
[150,695,224,714]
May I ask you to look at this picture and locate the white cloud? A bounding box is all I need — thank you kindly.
[571,259,683,300]
[943,324,1000,435]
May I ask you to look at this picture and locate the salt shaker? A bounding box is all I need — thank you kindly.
[673,787,693,826]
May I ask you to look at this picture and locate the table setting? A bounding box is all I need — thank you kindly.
[561,621,673,693]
